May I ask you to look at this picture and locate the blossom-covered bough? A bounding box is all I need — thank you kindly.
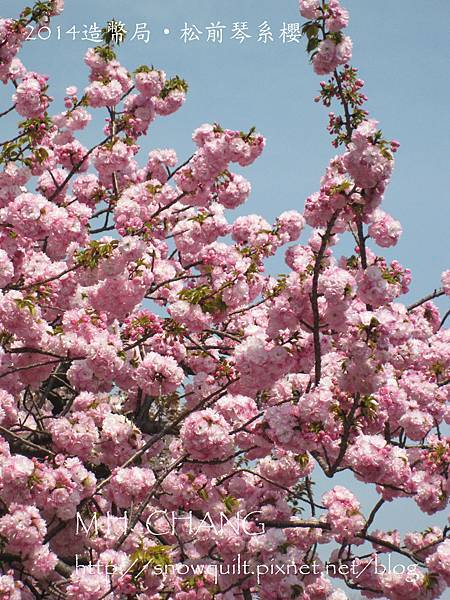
[0,0,449,598]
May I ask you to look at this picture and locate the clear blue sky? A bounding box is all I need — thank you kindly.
[1,2,449,596]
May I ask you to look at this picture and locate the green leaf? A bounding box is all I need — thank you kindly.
[74,240,119,269]
[305,24,319,39]
[222,495,239,514]
[160,76,188,99]
[307,37,320,53]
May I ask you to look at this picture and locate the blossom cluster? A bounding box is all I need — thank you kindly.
[0,1,447,599]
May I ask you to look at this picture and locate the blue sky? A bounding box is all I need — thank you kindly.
[1,2,449,596]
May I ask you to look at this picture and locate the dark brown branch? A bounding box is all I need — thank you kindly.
[0,104,16,118]
[310,210,340,385]
[0,425,55,458]
[407,288,444,311]
[328,396,359,476]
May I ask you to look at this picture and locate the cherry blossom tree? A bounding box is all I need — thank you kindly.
[0,0,448,599]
